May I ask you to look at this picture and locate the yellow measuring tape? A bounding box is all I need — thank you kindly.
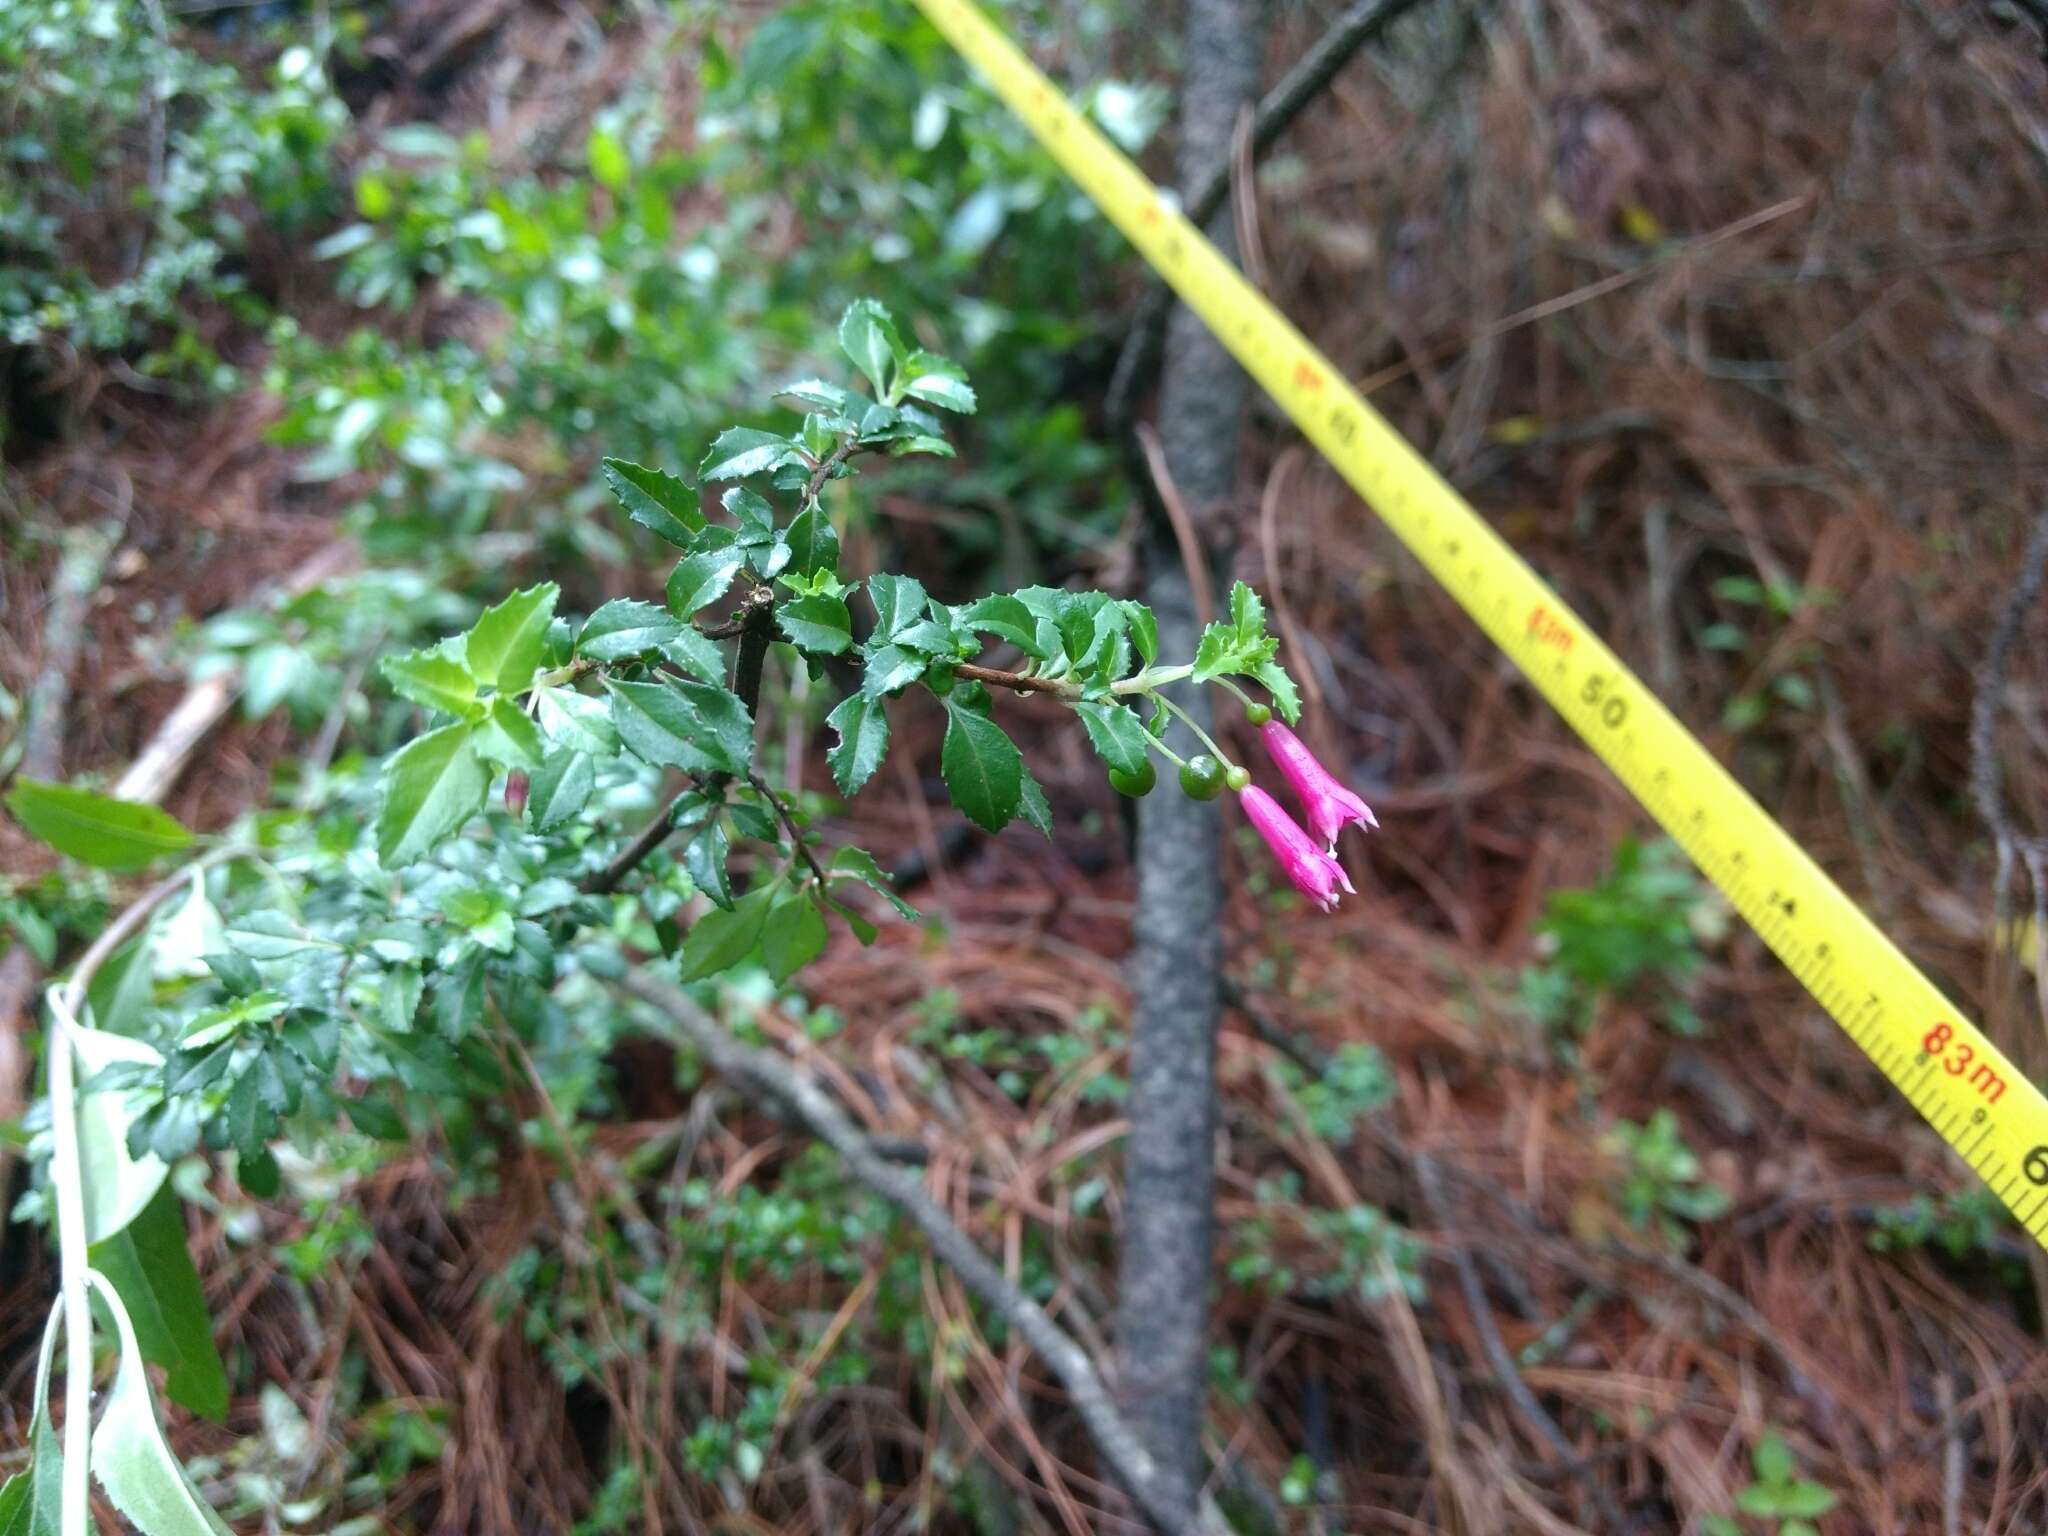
[911,0,2048,1247]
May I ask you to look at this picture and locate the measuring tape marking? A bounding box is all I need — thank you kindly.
[909,0,2048,1248]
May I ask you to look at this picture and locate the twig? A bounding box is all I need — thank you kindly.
[747,773,827,888]
[1104,0,1433,429]
[953,663,1077,697]
[617,971,1228,1536]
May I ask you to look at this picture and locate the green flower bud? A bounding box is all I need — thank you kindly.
[1245,701,1272,726]
[1224,765,1251,793]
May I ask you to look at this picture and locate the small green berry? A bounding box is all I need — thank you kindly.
[1109,761,1157,797]
[1178,755,1227,800]
[1224,765,1251,793]
[1245,702,1272,726]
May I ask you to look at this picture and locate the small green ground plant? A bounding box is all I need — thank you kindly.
[1701,1431,1837,1536]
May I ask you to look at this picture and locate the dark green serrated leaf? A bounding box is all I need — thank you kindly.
[89,1186,228,1422]
[958,594,1045,657]
[345,1094,404,1140]
[1120,600,1159,666]
[861,644,926,698]
[204,949,261,996]
[825,692,890,796]
[783,507,839,577]
[666,538,744,620]
[779,378,858,414]
[1018,768,1054,838]
[838,298,905,396]
[684,819,733,911]
[578,599,684,662]
[376,722,490,866]
[677,886,773,980]
[607,678,754,776]
[866,573,927,640]
[779,594,853,655]
[601,458,704,546]
[6,780,193,871]
[1072,699,1150,776]
[662,627,729,684]
[762,889,829,983]
[701,426,804,482]
[940,700,1022,833]
[828,845,919,920]
[1254,660,1302,725]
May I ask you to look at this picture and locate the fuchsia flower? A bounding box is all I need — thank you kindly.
[1239,785,1355,912]
[1260,721,1377,851]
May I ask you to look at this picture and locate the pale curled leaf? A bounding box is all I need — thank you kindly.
[86,1272,235,1536]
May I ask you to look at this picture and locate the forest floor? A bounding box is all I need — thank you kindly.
[5,0,2048,1532]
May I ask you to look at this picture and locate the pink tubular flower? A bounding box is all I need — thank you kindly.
[1239,785,1355,913]
[1260,721,1378,851]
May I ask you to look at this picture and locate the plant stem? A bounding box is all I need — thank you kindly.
[45,1000,91,1536]
[1157,693,1234,768]
[952,663,1077,698]
[1113,663,1194,695]
[1215,676,1256,711]
[1142,730,1192,770]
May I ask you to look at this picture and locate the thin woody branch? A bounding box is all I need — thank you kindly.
[617,970,1230,1536]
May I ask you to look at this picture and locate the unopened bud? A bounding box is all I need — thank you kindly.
[505,771,530,820]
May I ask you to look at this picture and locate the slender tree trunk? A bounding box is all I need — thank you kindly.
[1115,0,1260,1516]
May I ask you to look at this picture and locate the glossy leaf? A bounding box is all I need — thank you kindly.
[464,583,559,692]
[578,598,684,662]
[782,506,839,577]
[607,678,754,776]
[762,888,828,982]
[380,646,479,717]
[601,458,704,547]
[837,298,904,396]
[90,1186,228,1422]
[940,699,1022,833]
[778,594,853,655]
[828,846,918,920]
[958,594,1045,657]
[701,426,803,482]
[666,540,744,620]
[677,887,772,980]
[376,722,490,866]
[473,698,544,770]
[825,692,890,796]
[528,749,594,831]
[1073,700,1149,776]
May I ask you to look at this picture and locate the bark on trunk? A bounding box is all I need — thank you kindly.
[1114,0,1260,1516]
